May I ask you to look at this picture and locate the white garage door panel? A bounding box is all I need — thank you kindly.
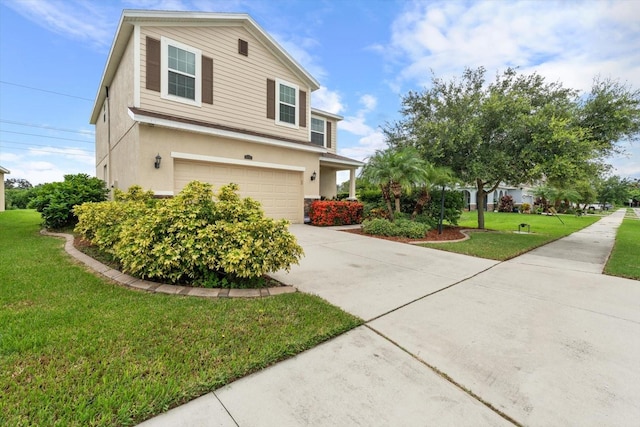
[174,160,303,222]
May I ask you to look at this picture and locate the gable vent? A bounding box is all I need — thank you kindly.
[238,39,248,56]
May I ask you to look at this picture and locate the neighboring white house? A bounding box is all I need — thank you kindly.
[0,165,9,212]
[459,183,536,211]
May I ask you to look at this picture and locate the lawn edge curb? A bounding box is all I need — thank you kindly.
[40,230,297,298]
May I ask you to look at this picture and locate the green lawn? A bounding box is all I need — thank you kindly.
[0,210,362,426]
[421,211,600,260]
[604,218,640,280]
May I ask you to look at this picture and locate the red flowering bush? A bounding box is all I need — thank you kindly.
[309,200,363,226]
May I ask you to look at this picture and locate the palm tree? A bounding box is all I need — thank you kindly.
[361,147,428,219]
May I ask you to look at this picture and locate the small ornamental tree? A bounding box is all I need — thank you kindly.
[498,195,514,212]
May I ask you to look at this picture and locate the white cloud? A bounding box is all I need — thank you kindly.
[339,130,386,162]
[4,0,115,49]
[0,146,95,185]
[28,146,94,166]
[340,115,373,137]
[381,0,640,92]
[272,33,328,82]
[312,87,344,114]
[359,94,377,112]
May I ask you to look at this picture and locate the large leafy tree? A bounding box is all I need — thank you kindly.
[597,175,631,206]
[360,146,429,219]
[4,178,32,189]
[390,67,640,228]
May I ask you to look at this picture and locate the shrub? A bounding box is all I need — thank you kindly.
[498,195,514,212]
[422,190,464,225]
[28,174,108,229]
[358,188,383,204]
[309,200,363,226]
[521,202,531,213]
[75,181,304,286]
[4,187,37,210]
[74,187,154,256]
[362,218,430,239]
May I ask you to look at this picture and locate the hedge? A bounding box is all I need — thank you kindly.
[309,200,363,226]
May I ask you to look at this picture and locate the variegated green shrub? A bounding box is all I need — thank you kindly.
[78,181,303,286]
[74,186,154,256]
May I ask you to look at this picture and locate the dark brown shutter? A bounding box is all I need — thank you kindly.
[266,79,275,119]
[299,90,307,128]
[238,39,248,56]
[326,121,332,148]
[146,37,161,92]
[202,56,213,104]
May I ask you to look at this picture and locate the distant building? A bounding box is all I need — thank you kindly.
[458,183,535,211]
[0,165,9,212]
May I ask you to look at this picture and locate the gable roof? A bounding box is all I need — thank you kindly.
[90,10,321,124]
[0,165,10,174]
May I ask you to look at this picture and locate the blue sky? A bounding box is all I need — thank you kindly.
[1,0,639,185]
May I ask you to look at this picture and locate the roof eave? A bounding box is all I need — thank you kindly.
[311,107,343,121]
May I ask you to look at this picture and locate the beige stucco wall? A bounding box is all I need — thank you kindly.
[109,125,140,191]
[136,125,320,196]
[319,165,337,199]
[139,25,312,143]
[95,31,137,189]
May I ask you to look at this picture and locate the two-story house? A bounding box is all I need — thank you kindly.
[90,10,362,223]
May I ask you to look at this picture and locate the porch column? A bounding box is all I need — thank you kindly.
[349,169,356,200]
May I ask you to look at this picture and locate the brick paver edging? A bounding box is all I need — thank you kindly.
[41,230,297,298]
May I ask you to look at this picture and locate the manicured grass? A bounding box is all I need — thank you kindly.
[604,218,640,280]
[0,210,362,426]
[421,211,600,260]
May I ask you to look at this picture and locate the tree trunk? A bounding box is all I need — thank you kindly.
[380,184,394,219]
[476,179,486,229]
[411,186,431,219]
[389,181,403,215]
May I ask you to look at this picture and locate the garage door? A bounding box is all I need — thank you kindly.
[174,160,303,223]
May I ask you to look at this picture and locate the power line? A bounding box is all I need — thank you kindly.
[0,130,93,144]
[0,119,95,135]
[0,80,93,101]
[0,140,95,151]
[0,143,94,158]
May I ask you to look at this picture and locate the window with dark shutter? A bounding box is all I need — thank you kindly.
[238,39,248,56]
[146,37,161,92]
[266,79,276,119]
[299,90,307,128]
[202,56,213,104]
[327,121,332,148]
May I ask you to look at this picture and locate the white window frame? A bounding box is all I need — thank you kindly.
[310,116,326,147]
[161,36,202,107]
[275,78,299,129]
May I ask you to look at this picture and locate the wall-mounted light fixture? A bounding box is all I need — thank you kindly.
[310,171,317,181]
[244,154,253,160]
[154,154,162,169]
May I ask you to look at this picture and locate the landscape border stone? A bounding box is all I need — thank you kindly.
[40,230,297,298]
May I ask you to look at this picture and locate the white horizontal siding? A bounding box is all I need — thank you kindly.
[139,25,310,142]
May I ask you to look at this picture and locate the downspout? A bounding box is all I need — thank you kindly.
[105,86,112,199]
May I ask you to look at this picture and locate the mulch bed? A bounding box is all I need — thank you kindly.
[342,226,471,243]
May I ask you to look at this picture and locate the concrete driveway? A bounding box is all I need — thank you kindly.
[141,210,640,426]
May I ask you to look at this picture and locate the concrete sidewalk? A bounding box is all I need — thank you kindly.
[140,209,639,426]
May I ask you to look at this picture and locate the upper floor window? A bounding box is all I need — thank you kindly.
[161,37,202,106]
[267,78,306,128]
[276,79,298,128]
[168,45,196,99]
[311,117,325,146]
